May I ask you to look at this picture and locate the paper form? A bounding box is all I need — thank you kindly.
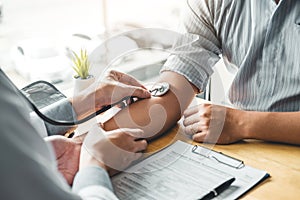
[112,141,228,199]
[112,141,269,200]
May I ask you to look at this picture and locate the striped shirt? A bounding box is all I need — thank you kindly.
[162,0,300,111]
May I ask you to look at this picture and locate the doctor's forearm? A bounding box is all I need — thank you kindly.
[103,71,197,139]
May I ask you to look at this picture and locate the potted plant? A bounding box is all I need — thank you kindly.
[71,49,95,93]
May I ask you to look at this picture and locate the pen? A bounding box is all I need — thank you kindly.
[199,177,235,200]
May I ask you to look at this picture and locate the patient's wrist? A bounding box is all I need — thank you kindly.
[240,110,255,139]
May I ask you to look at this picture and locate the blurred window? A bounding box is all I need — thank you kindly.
[0,0,182,89]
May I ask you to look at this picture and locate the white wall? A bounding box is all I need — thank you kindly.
[209,58,237,106]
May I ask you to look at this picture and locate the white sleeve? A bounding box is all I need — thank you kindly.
[30,111,48,137]
[0,69,118,200]
[73,167,119,200]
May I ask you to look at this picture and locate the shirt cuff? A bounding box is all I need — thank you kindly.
[72,166,113,193]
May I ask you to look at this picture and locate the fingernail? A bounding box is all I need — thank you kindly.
[145,90,151,97]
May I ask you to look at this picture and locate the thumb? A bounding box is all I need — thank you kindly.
[122,85,151,99]
[192,132,207,142]
[72,132,88,144]
[112,128,145,139]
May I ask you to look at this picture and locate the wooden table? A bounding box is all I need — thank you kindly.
[147,123,300,199]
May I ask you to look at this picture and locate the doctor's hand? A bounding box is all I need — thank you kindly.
[99,70,151,106]
[80,125,147,176]
[45,135,82,185]
[183,103,248,144]
[72,70,151,118]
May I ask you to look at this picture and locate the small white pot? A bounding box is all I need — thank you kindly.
[73,75,95,94]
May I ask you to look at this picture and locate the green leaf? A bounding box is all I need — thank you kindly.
[71,48,90,79]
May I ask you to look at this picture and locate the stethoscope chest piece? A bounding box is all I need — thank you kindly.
[149,82,170,97]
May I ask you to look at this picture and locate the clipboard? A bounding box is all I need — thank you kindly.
[191,145,245,169]
[112,140,270,200]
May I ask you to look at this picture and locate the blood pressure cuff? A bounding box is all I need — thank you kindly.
[21,81,77,136]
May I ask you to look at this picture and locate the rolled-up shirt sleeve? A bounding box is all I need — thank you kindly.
[161,0,222,92]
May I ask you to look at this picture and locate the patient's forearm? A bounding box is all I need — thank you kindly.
[103,71,197,139]
[245,111,300,145]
